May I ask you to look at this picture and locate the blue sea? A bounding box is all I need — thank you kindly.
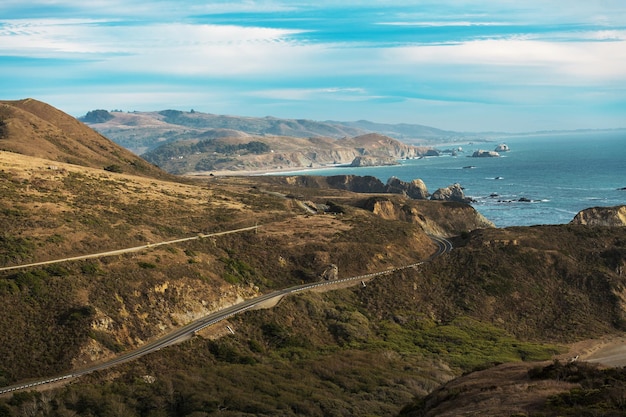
[275,131,626,227]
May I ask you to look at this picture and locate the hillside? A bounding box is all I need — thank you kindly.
[1,100,626,417]
[0,99,170,180]
[79,109,469,174]
[80,109,471,155]
[142,132,431,175]
[80,109,370,155]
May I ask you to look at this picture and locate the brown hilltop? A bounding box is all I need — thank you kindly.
[0,98,170,179]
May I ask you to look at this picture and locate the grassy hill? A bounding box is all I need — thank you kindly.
[80,109,445,174]
[0,99,169,179]
[80,109,469,155]
[1,100,625,417]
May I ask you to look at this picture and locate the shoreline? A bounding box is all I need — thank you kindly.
[185,163,351,178]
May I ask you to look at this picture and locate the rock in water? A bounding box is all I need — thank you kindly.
[472,150,500,157]
[430,183,473,203]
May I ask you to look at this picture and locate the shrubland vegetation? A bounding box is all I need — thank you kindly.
[1,134,625,416]
[2,198,625,416]
[0,106,10,139]
[142,139,272,173]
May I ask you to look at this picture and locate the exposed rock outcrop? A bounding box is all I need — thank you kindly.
[430,183,473,203]
[325,175,387,193]
[472,150,500,157]
[361,196,494,235]
[320,264,339,281]
[570,205,626,227]
[386,177,429,199]
[286,175,431,200]
[494,143,510,152]
[349,155,399,167]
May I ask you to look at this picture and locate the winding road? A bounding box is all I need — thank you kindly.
[0,226,260,272]
[0,232,452,395]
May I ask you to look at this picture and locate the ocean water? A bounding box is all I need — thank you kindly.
[274,131,626,227]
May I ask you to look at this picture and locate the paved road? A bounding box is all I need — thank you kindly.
[584,341,626,367]
[0,235,452,395]
[0,226,260,272]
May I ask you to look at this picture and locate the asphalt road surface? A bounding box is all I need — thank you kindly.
[0,234,452,395]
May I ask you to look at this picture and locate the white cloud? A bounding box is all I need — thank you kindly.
[0,18,305,54]
[386,37,626,84]
[248,87,368,101]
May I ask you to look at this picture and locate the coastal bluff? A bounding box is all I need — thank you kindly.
[283,175,474,202]
[570,205,626,227]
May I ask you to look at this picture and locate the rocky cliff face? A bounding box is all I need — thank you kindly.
[430,183,473,203]
[386,177,430,199]
[349,155,399,167]
[287,175,431,199]
[283,175,478,204]
[570,205,626,227]
[361,196,494,236]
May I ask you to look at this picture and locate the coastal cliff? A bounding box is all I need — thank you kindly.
[142,132,432,174]
[570,205,626,227]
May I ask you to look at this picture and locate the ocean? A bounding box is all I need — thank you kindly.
[274,130,626,227]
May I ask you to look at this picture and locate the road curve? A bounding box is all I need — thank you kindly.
[0,235,452,396]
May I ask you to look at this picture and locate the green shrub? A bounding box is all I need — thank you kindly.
[104,164,123,173]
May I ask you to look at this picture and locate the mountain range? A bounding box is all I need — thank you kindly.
[1,98,626,417]
[79,109,487,174]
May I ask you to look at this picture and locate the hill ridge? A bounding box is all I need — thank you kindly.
[0,99,169,179]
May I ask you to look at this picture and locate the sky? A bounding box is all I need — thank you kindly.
[1,1,625,132]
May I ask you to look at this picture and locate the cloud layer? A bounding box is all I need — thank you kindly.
[1,1,625,131]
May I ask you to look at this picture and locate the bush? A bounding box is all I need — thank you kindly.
[0,106,11,139]
[0,120,7,139]
[104,164,123,173]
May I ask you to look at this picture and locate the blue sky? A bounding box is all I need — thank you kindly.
[1,1,625,132]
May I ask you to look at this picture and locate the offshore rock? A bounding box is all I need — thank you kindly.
[472,150,500,157]
[495,143,510,152]
[430,183,473,203]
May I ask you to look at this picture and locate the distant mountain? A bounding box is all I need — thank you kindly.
[81,109,371,155]
[0,99,170,179]
[80,109,480,156]
[330,119,464,142]
[141,132,432,175]
[80,109,440,174]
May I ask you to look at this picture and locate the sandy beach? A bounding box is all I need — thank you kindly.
[186,164,348,178]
